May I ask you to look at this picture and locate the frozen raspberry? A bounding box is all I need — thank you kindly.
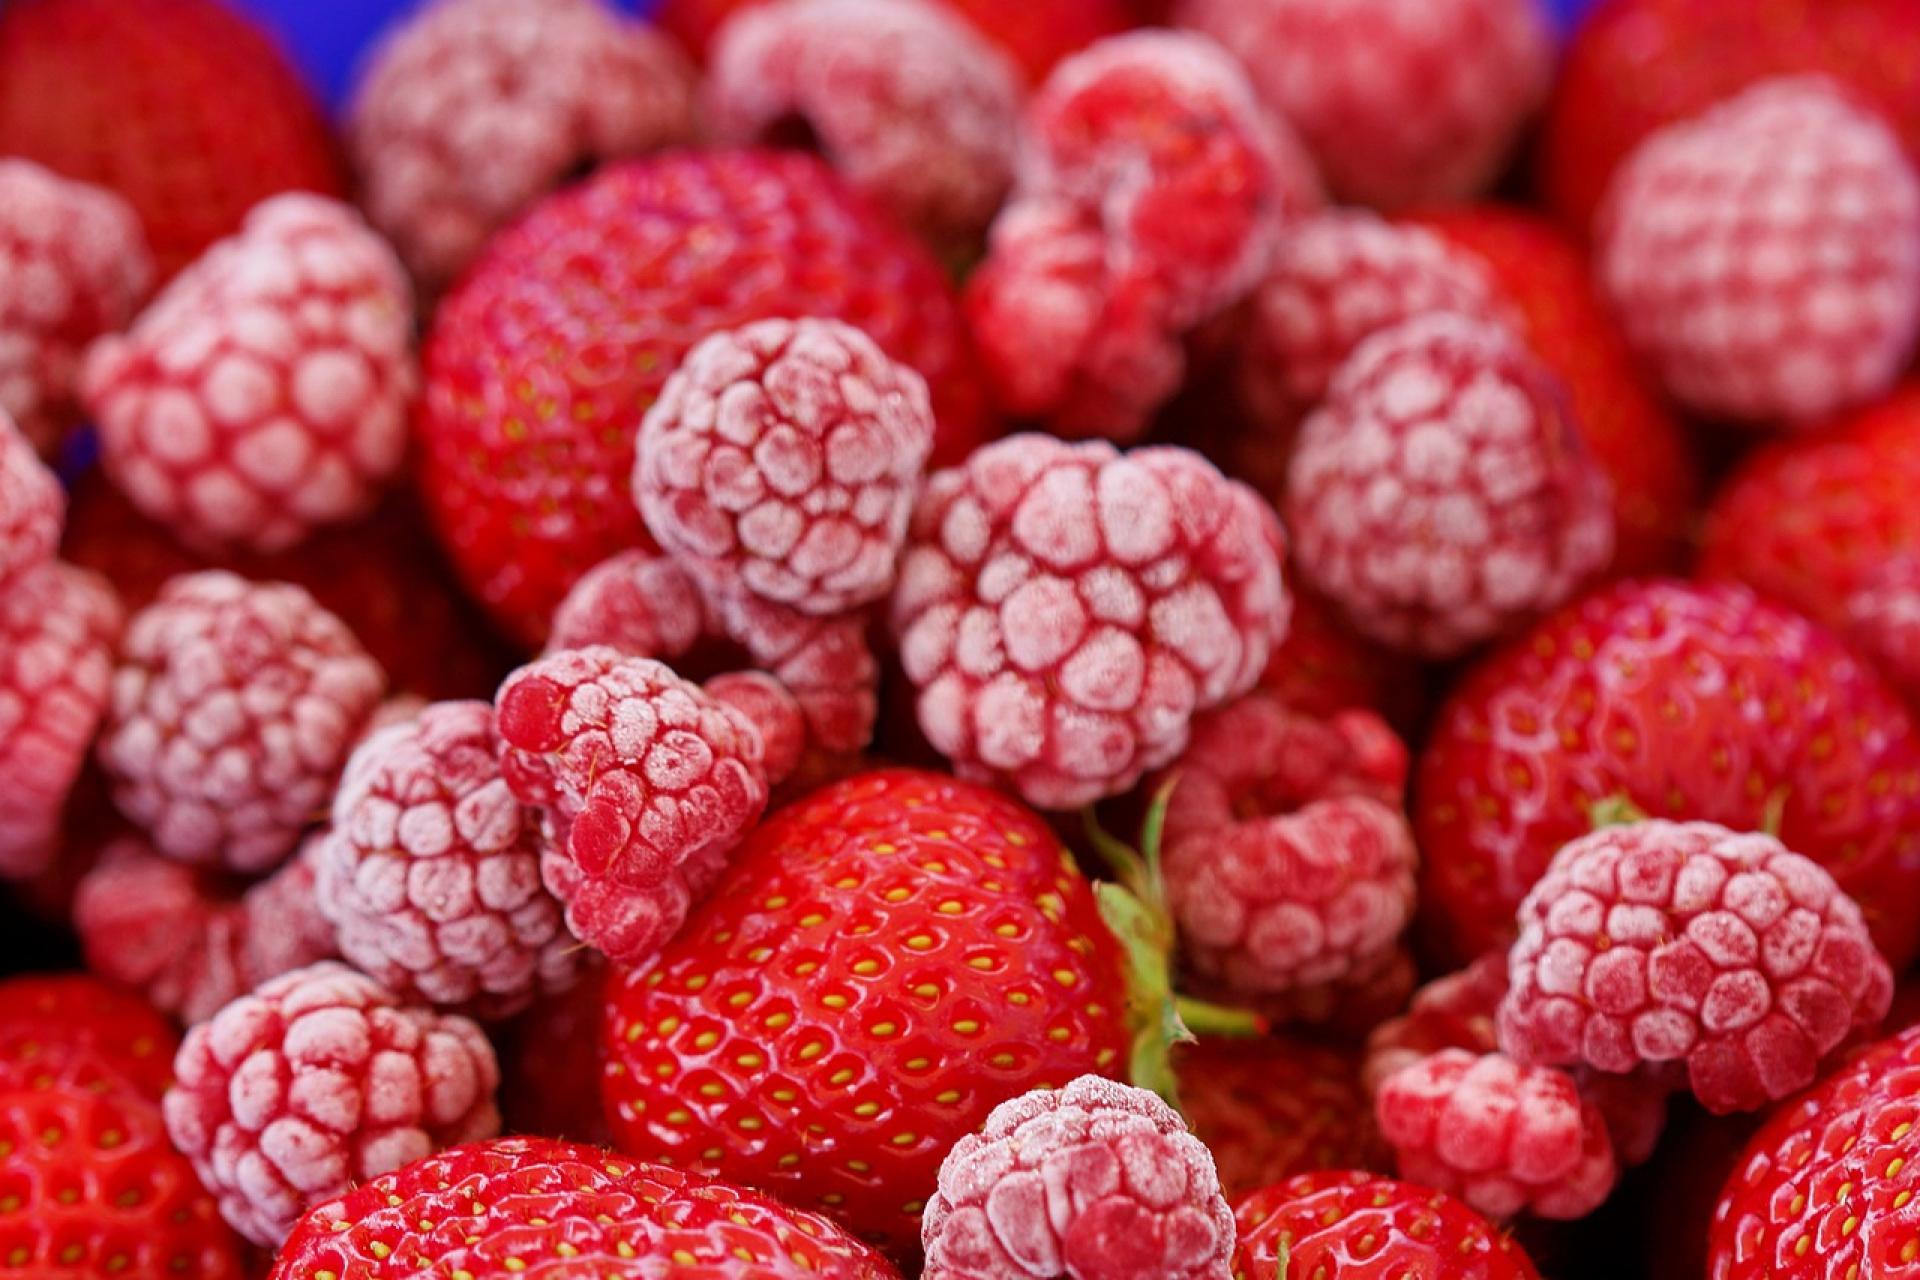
[703,670,807,786]
[97,570,387,873]
[1285,313,1615,659]
[0,408,61,590]
[74,834,338,1025]
[80,194,417,553]
[162,961,500,1247]
[635,317,936,616]
[1222,943,1419,1043]
[1375,1048,1617,1221]
[348,0,694,296]
[1597,76,1920,426]
[1175,0,1553,209]
[317,700,579,1019]
[0,560,120,877]
[1157,692,1416,995]
[1257,585,1426,731]
[890,434,1290,809]
[920,1075,1234,1280]
[708,590,881,759]
[1498,819,1894,1116]
[546,547,706,659]
[1842,553,1920,704]
[0,159,151,453]
[707,0,1021,248]
[494,646,770,963]
[966,30,1322,441]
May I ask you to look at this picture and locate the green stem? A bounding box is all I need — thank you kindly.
[1174,995,1267,1039]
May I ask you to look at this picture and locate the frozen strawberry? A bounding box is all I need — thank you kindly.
[1285,313,1615,659]
[416,149,988,646]
[890,434,1290,809]
[1597,76,1920,427]
[96,571,386,873]
[707,0,1021,249]
[1176,0,1553,208]
[348,0,694,296]
[0,160,151,454]
[1415,580,1920,969]
[0,973,180,1105]
[0,408,62,591]
[920,1076,1233,1279]
[162,961,500,1246]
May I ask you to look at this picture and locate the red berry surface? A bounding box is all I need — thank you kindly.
[495,961,614,1147]
[0,974,180,1105]
[0,408,63,592]
[1257,585,1429,733]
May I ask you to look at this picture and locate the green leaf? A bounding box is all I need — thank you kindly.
[1587,793,1650,830]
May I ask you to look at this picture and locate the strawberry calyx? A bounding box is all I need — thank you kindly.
[1589,789,1791,836]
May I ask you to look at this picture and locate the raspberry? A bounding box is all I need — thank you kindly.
[0,560,120,877]
[1841,553,1920,703]
[1175,0,1553,209]
[1257,585,1427,731]
[81,194,417,553]
[1158,692,1416,995]
[0,159,151,453]
[920,1075,1234,1280]
[545,547,706,659]
[1498,819,1894,1116]
[1221,943,1419,1043]
[890,434,1290,809]
[703,670,807,787]
[494,647,770,963]
[1597,76,1920,426]
[966,30,1321,441]
[97,570,387,873]
[317,700,580,1018]
[0,408,62,590]
[708,590,881,759]
[348,0,695,296]
[162,961,500,1247]
[706,0,1021,248]
[635,317,936,616]
[1285,313,1615,659]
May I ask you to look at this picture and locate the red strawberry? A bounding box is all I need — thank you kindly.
[0,973,179,1105]
[600,768,1131,1254]
[0,0,344,279]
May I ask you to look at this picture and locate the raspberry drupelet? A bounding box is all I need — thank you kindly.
[890,433,1290,810]
[96,570,387,873]
[1285,313,1615,659]
[0,408,62,590]
[348,0,695,296]
[1498,819,1894,1116]
[81,195,417,554]
[920,1075,1234,1280]
[162,961,500,1247]
[544,547,706,660]
[1597,76,1920,427]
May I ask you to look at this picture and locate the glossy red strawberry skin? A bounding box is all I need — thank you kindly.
[600,768,1130,1254]
[0,973,179,1104]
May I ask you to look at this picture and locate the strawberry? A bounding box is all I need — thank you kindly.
[0,973,179,1105]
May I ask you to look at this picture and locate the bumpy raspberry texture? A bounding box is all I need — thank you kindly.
[161,961,501,1247]
[1286,313,1615,659]
[636,317,936,616]
[0,408,62,591]
[1257,584,1427,732]
[966,30,1321,441]
[1499,820,1894,1116]
[1176,0,1553,209]
[82,194,417,553]
[348,0,694,296]
[97,571,387,873]
[1597,76,1920,427]
[1158,693,1416,995]
[318,700,579,1018]
[0,561,120,877]
[494,647,769,963]
[1842,554,1920,705]
[707,0,1021,249]
[890,434,1290,809]
[545,547,707,659]
[920,1075,1234,1280]
[0,159,151,453]
[1220,942,1420,1043]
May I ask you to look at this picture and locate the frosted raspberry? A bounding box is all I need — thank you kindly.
[1157,693,1417,994]
[161,961,500,1246]
[348,0,695,295]
[1175,0,1553,209]
[1843,553,1920,704]
[317,700,579,1018]
[920,1075,1234,1280]
[1597,76,1920,426]
[890,434,1290,809]
[708,590,880,759]
[1285,313,1615,659]
[546,547,706,659]
[0,159,151,452]
[635,317,936,616]
[97,570,387,872]
[0,408,61,590]
[80,194,417,553]
[0,561,121,877]
[1224,943,1418,1042]
[74,834,338,1025]
[1375,1049,1616,1221]
[703,670,807,786]
[1498,819,1894,1116]
[706,0,1021,248]
[967,30,1322,441]
[494,646,770,963]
